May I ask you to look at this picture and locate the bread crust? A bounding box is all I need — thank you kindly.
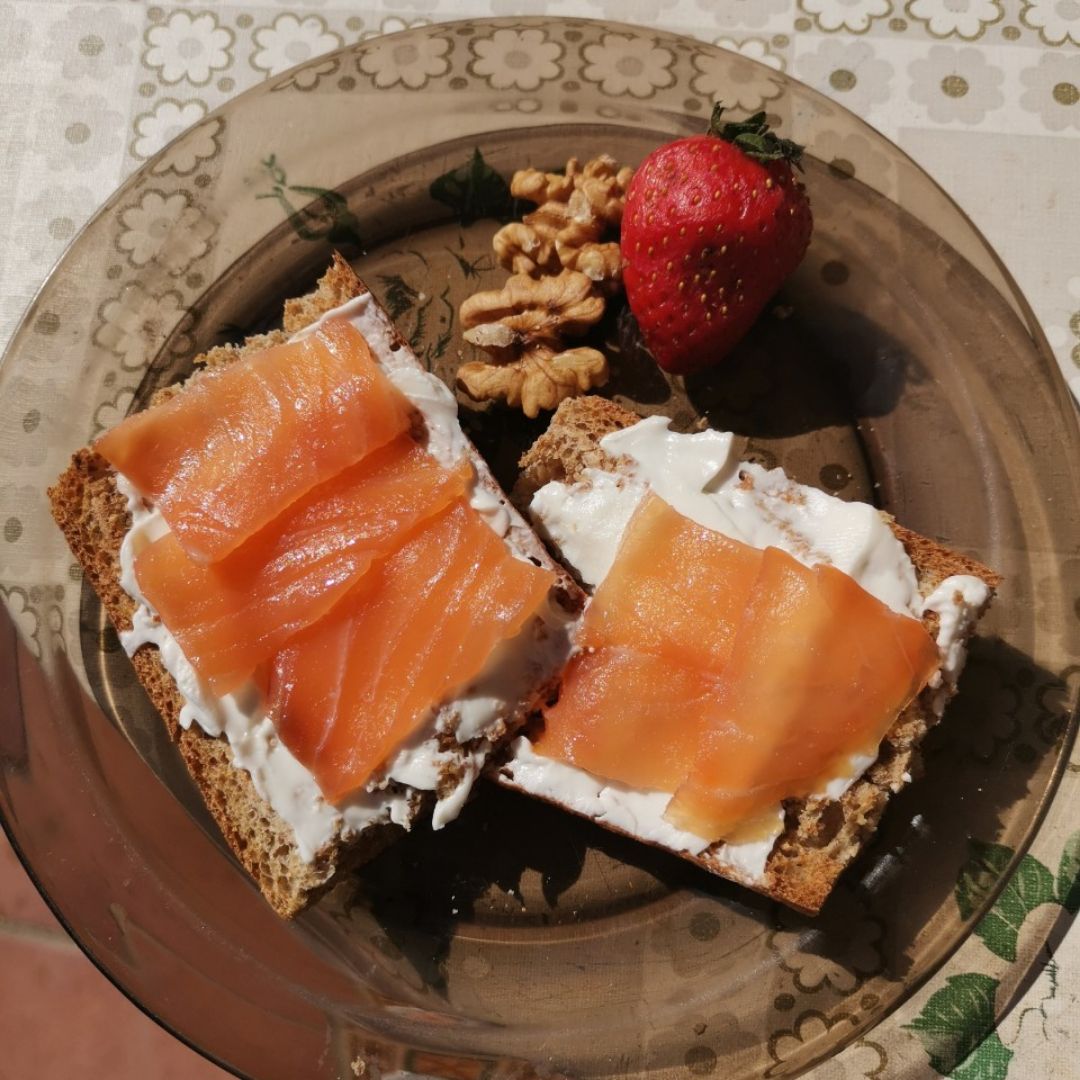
[503,396,1001,914]
[49,254,581,917]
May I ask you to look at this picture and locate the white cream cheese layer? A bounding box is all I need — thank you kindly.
[517,416,989,883]
[113,291,572,862]
[922,574,992,717]
[535,415,921,616]
[502,738,783,882]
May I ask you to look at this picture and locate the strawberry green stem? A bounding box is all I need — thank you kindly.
[708,104,804,169]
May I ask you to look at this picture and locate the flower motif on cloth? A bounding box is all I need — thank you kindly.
[46,4,138,81]
[270,58,340,92]
[692,39,784,114]
[794,40,894,116]
[769,891,885,994]
[469,28,563,92]
[798,0,893,34]
[116,190,215,273]
[252,14,342,79]
[581,32,675,99]
[143,10,234,86]
[357,32,451,90]
[909,46,1004,124]
[150,115,223,176]
[132,100,205,161]
[774,1025,888,1079]
[93,283,194,372]
[811,129,894,192]
[485,0,566,14]
[904,0,1005,39]
[10,186,96,267]
[576,0,681,20]
[703,0,794,30]
[92,385,137,439]
[35,92,124,172]
[358,16,433,42]
[1020,51,1080,132]
[1021,0,1080,46]
[768,1013,879,1074]
[0,586,40,661]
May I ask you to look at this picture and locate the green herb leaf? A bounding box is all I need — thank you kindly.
[429,148,517,226]
[1057,830,1080,913]
[905,973,1003,1076]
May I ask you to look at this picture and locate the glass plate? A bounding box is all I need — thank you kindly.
[2,18,1078,1080]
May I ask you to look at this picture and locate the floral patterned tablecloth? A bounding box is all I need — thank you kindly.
[2,2,1079,1078]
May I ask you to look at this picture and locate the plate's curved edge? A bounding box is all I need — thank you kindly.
[0,779,249,1080]
[0,16,1078,1080]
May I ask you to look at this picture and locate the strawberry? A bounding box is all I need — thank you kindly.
[620,105,812,375]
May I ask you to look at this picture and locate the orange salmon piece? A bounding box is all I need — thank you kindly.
[665,547,939,840]
[133,437,470,694]
[535,647,723,792]
[97,320,411,563]
[579,493,762,672]
[270,500,555,802]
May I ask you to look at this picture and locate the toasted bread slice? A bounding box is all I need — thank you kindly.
[500,396,1001,914]
[49,255,581,917]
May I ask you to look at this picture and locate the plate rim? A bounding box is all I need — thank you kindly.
[1,15,1078,1080]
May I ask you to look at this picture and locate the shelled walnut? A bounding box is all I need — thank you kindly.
[457,154,634,416]
[458,270,608,418]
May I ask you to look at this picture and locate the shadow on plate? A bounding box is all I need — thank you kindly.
[323,633,1069,1010]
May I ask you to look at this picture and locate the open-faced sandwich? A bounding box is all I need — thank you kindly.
[50,256,583,917]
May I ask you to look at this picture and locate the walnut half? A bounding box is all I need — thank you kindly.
[458,346,607,419]
[457,270,609,418]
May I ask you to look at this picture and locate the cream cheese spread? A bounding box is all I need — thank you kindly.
[113,291,573,862]
[922,574,992,717]
[535,415,921,616]
[516,416,990,884]
[502,737,784,881]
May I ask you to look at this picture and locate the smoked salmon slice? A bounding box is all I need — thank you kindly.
[97,320,412,564]
[664,547,939,841]
[133,436,471,695]
[579,493,763,670]
[535,647,723,792]
[269,500,555,802]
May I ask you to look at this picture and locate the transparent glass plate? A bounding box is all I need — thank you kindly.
[1,18,1078,1080]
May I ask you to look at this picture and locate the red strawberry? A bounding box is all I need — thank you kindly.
[621,105,813,375]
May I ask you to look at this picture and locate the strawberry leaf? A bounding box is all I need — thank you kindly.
[708,103,804,168]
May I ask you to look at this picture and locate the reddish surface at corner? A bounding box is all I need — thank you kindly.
[0,832,230,1080]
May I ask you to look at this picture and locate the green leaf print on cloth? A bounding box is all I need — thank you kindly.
[908,831,1080,1077]
[956,840,1056,962]
[906,974,1012,1079]
[1057,831,1080,914]
[256,154,363,248]
[429,148,518,225]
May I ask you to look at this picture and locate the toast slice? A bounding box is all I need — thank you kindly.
[498,396,1001,914]
[49,255,582,917]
